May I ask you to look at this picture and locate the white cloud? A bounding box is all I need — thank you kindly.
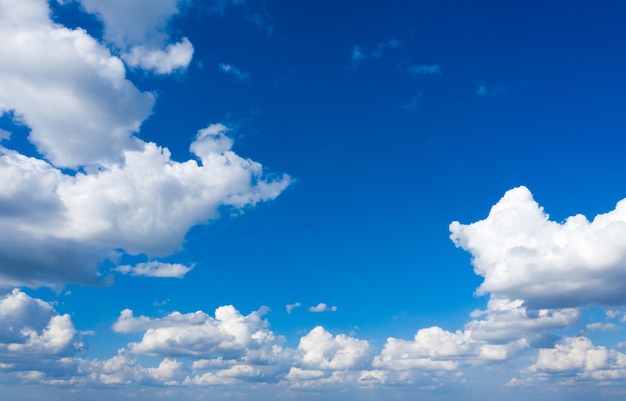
[123,38,194,74]
[0,127,290,287]
[219,63,251,81]
[450,186,626,308]
[407,64,442,75]
[72,0,187,48]
[0,289,78,366]
[286,302,301,314]
[297,326,370,371]
[350,39,400,67]
[72,0,195,74]
[0,128,10,140]
[0,1,290,288]
[114,261,194,278]
[512,336,626,385]
[585,322,618,331]
[113,305,284,361]
[0,0,154,168]
[464,298,578,344]
[308,303,337,313]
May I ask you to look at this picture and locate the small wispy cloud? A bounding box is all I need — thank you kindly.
[350,39,400,67]
[407,64,442,75]
[0,128,10,140]
[401,93,423,111]
[586,322,618,331]
[286,302,301,314]
[308,303,338,312]
[219,63,251,81]
[477,81,506,97]
[115,261,195,278]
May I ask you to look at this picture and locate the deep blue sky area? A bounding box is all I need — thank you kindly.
[2,1,626,400]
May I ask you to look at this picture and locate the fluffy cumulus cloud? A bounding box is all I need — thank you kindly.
[0,0,290,288]
[0,289,78,374]
[70,0,194,74]
[0,0,154,168]
[113,305,284,362]
[123,38,194,74]
[450,186,626,308]
[510,336,626,386]
[297,326,370,370]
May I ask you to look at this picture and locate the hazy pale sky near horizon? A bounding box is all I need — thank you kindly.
[2,1,626,400]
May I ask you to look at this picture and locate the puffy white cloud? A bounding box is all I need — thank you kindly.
[308,303,337,313]
[0,0,154,168]
[465,298,578,344]
[70,0,194,74]
[113,305,284,361]
[72,0,187,47]
[512,337,626,385]
[123,38,194,74]
[0,289,78,372]
[80,350,186,385]
[0,126,290,287]
[297,326,370,370]
[450,186,626,308]
[0,1,289,287]
[115,261,194,278]
[372,298,570,377]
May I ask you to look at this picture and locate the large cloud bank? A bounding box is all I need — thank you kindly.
[0,0,290,288]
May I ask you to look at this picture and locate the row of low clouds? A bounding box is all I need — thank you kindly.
[3,0,626,394]
[1,288,626,390]
[0,0,290,288]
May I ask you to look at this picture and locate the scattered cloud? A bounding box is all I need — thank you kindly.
[219,63,251,81]
[69,0,194,74]
[401,93,423,111]
[0,0,291,289]
[350,39,400,67]
[308,303,337,312]
[511,336,626,386]
[450,186,626,309]
[0,289,78,368]
[407,64,442,75]
[586,322,618,331]
[0,129,10,141]
[115,261,194,278]
[477,81,506,97]
[123,38,194,74]
[297,326,371,370]
[286,302,301,314]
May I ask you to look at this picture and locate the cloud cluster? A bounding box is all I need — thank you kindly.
[0,290,78,371]
[71,0,194,74]
[510,336,626,386]
[0,0,290,288]
[450,186,626,308]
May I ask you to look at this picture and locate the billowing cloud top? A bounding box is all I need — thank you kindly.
[450,186,626,308]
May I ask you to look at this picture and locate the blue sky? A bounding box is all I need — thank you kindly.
[2,0,626,399]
